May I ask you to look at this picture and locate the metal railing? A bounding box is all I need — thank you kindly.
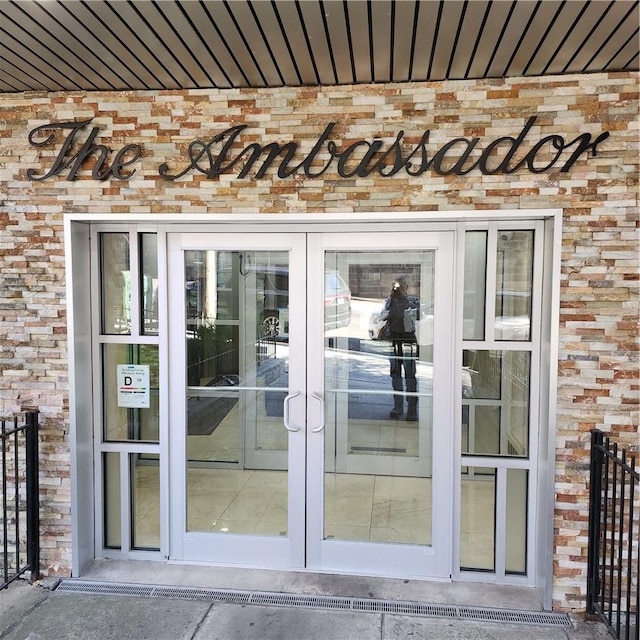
[588,429,639,640]
[1,411,40,590]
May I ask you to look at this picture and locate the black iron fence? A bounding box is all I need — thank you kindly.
[588,429,639,640]
[1,411,40,590]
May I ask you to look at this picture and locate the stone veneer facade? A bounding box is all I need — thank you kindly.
[0,72,637,612]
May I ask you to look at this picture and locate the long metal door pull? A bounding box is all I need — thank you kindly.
[311,391,325,432]
[283,391,301,432]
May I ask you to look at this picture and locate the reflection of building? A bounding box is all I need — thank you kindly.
[0,1,637,619]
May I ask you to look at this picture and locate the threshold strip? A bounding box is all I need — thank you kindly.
[54,579,571,628]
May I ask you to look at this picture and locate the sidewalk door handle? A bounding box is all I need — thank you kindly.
[311,392,325,433]
[283,391,301,432]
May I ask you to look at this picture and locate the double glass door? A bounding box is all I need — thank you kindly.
[168,231,454,578]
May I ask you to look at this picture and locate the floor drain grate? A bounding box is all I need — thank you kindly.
[54,580,571,627]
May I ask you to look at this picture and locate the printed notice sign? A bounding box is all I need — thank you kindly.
[117,364,150,408]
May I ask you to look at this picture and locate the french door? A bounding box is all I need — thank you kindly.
[168,230,455,579]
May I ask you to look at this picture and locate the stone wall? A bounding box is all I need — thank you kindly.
[0,72,637,608]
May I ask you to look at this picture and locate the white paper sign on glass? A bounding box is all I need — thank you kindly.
[117,364,150,408]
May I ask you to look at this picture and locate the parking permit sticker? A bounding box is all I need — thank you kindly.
[117,364,150,408]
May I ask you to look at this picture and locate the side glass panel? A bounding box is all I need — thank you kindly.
[131,453,160,550]
[101,233,131,334]
[506,469,528,574]
[460,468,495,571]
[140,233,158,336]
[462,350,530,457]
[324,251,434,545]
[184,250,290,537]
[102,344,159,442]
[103,452,121,549]
[495,230,533,341]
[463,231,487,341]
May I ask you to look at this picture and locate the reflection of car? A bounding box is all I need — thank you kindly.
[188,267,351,335]
[368,291,531,342]
[254,268,351,336]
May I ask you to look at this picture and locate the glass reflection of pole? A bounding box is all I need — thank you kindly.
[193,260,203,328]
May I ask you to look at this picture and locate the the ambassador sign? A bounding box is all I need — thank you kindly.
[26,116,609,182]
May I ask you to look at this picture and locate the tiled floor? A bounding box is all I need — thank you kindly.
[132,386,517,571]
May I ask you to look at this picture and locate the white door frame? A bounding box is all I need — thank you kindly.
[167,232,307,568]
[306,231,455,579]
[65,209,561,607]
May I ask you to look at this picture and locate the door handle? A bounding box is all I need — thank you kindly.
[283,391,301,432]
[311,391,325,433]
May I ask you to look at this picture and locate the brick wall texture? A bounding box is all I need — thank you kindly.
[0,72,638,610]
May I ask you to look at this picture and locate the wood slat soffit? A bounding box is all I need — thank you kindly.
[0,0,638,93]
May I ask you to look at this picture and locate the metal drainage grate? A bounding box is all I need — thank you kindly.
[250,593,352,610]
[354,599,458,618]
[55,581,154,597]
[154,586,250,603]
[459,606,570,627]
[54,580,571,628]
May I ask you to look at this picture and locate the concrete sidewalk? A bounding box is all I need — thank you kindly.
[1,579,612,640]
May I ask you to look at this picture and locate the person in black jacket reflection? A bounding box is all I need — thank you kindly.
[384,276,419,421]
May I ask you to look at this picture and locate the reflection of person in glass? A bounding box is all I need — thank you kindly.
[384,276,419,421]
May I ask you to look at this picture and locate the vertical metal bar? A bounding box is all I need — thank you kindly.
[608,442,619,627]
[13,417,20,582]
[616,449,626,639]
[626,457,637,640]
[588,430,604,614]
[601,437,611,615]
[2,419,8,586]
[25,412,40,582]
[625,457,640,640]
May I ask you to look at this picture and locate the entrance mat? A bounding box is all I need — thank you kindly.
[187,396,238,436]
[54,580,571,628]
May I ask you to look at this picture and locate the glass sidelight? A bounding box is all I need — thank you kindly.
[96,231,161,555]
[460,226,540,578]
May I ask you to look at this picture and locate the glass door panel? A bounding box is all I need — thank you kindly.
[169,234,306,567]
[306,232,454,579]
[323,250,435,546]
[170,230,454,578]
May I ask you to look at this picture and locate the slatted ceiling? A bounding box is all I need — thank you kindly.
[263,1,309,86]
[563,2,638,73]
[526,2,592,77]
[585,14,639,73]
[150,2,217,88]
[428,1,463,81]
[322,3,353,85]
[391,0,416,82]
[484,1,537,80]
[298,1,336,86]
[0,0,637,94]
[1,27,74,91]
[370,0,392,82]
[341,1,368,83]
[165,2,235,87]
[58,1,159,91]
[93,2,173,90]
[173,2,240,88]
[406,2,438,82]
[276,3,317,85]
[446,1,487,80]
[555,1,615,74]
[201,2,264,88]
[0,2,82,90]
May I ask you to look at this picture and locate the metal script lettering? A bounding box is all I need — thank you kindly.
[26,117,609,181]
